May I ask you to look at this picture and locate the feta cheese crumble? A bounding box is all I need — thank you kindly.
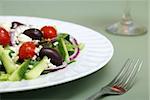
[18,34,32,43]
[45,58,57,69]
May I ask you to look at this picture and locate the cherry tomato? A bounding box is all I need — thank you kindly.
[0,27,10,46]
[41,26,57,39]
[19,42,36,60]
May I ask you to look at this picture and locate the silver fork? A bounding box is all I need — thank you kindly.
[87,59,143,100]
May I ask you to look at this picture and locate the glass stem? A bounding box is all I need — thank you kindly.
[121,0,133,25]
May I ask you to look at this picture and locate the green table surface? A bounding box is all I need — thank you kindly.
[0,0,149,100]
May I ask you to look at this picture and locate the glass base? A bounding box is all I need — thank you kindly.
[106,21,147,36]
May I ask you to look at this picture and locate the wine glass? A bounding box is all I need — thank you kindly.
[106,0,147,36]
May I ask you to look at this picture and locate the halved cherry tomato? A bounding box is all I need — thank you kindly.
[19,42,36,60]
[0,27,10,46]
[41,26,57,39]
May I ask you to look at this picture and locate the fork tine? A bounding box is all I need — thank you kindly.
[123,59,140,85]
[123,60,143,90]
[115,59,134,86]
[115,59,137,87]
[108,59,132,86]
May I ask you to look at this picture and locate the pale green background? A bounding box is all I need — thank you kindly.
[0,0,149,100]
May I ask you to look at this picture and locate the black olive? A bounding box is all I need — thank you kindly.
[39,48,63,66]
[0,65,6,72]
[11,21,24,29]
[23,28,43,40]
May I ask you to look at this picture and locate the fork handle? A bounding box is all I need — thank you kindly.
[86,89,105,100]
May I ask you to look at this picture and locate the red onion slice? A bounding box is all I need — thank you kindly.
[69,36,80,61]
[11,21,25,29]
[69,47,80,61]
[10,30,16,46]
[42,62,68,74]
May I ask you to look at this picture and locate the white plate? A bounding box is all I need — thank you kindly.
[0,16,114,93]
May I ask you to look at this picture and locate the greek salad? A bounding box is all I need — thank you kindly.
[0,21,84,81]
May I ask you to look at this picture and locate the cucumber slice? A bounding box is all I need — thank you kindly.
[78,43,85,50]
[58,38,70,62]
[9,60,30,81]
[0,73,9,81]
[25,56,49,80]
[0,46,17,74]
